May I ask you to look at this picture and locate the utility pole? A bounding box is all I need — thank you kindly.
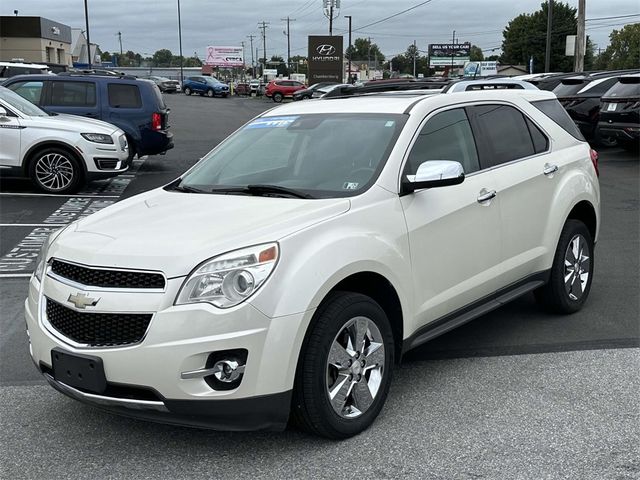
[177,0,184,85]
[323,0,340,36]
[117,31,123,57]
[450,30,455,74]
[368,37,371,79]
[84,0,92,68]
[258,21,269,75]
[247,34,256,78]
[345,15,352,83]
[240,41,246,80]
[281,17,295,73]
[413,39,417,78]
[575,0,586,72]
[545,0,553,72]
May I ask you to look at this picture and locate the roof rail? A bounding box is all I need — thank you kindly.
[322,80,450,99]
[443,79,539,93]
[58,70,138,80]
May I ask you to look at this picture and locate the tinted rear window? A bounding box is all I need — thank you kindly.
[51,81,96,107]
[532,99,585,141]
[604,78,640,99]
[583,77,619,96]
[108,83,142,108]
[553,80,587,97]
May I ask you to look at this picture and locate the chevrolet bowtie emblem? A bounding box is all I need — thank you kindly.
[67,293,100,309]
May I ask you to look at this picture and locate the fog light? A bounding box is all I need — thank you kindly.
[180,349,248,391]
[212,359,245,383]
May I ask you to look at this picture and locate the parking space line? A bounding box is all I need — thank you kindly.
[0,224,67,227]
[0,273,32,278]
[0,193,120,199]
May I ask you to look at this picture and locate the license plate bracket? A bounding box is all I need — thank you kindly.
[51,348,107,394]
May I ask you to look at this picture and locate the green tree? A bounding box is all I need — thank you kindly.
[346,37,385,62]
[152,49,173,67]
[100,51,111,62]
[268,55,289,76]
[600,23,640,69]
[183,56,202,67]
[291,55,308,75]
[470,45,484,61]
[501,1,587,72]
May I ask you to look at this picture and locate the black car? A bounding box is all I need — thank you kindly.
[553,70,639,146]
[599,73,640,151]
[293,82,338,101]
[3,73,173,160]
[526,72,581,91]
[145,76,180,93]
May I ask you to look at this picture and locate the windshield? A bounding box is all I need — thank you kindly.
[179,113,407,198]
[206,77,221,84]
[0,86,48,117]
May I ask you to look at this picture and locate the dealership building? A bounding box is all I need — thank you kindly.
[0,16,72,66]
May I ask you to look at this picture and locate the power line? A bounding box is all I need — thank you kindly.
[353,0,435,32]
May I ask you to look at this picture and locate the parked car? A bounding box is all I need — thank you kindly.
[182,76,229,97]
[249,79,262,95]
[0,61,52,78]
[312,83,351,98]
[293,82,338,101]
[145,76,180,93]
[27,85,600,438]
[3,73,173,161]
[265,79,306,102]
[233,82,251,96]
[553,70,639,146]
[525,72,580,91]
[599,73,640,151]
[0,86,129,193]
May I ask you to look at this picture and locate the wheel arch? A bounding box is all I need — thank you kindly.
[566,200,597,242]
[23,141,87,177]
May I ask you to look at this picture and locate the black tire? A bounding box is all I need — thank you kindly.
[29,146,84,194]
[535,219,594,314]
[273,92,284,103]
[291,291,395,439]
[222,93,228,98]
[206,89,214,98]
[125,135,137,162]
[594,127,618,148]
[184,87,192,96]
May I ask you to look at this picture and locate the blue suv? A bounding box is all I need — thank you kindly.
[3,74,173,159]
[182,76,229,97]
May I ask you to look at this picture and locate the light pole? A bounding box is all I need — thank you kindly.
[345,15,352,83]
[177,0,184,85]
[84,0,92,68]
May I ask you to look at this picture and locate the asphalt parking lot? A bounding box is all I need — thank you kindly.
[0,94,638,479]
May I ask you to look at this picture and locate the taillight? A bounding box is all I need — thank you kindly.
[152,112,162,131]
[590,148,599,177]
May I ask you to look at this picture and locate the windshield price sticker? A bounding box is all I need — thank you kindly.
[246,116,299,129]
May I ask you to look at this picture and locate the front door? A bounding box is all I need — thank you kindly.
[0,108,23,167]
[400,107,503,329]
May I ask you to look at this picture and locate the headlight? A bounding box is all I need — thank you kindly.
[175,243,279,308]
[81,133,114,144]
[33,227,65,282]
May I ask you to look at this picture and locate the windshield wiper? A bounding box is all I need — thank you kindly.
[207,184,312,199]
[168,183,208,193]
[246,184,313,199]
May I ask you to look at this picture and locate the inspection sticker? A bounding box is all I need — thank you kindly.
[245,116,299,129]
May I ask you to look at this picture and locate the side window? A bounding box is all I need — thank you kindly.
[108,84,142,108]
[526,118,549,154]
[50,81,96,107]
[6,81,44,105]
[468,104,536,167]
[406,108,480,175]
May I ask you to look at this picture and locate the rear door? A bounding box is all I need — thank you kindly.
[46,80,101,119]
[467,102,555,284]
[106,82,144,140]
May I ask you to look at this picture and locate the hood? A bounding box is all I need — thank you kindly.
[49,188,350,278]
[30,113,120,135]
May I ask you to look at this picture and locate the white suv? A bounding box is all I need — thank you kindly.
[0,86,129,193]
[25,87,600,438]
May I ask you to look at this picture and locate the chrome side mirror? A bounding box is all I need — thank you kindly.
[402,160,465,194]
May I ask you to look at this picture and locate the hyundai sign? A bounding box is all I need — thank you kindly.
[308,35,344,84]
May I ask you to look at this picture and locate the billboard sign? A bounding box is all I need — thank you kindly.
[463,61,498,77]
[308,35,344,84]
[205,46,244,68]
[428,42,471,67]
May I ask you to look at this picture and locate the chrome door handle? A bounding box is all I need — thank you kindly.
[543,163,559,176]
[477,189,497,203]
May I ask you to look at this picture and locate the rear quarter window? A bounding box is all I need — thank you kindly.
[532,99,585,141]
[108,83,142,108]
[604,79,640,99]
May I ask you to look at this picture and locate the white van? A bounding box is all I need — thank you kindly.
[0,61,53,78]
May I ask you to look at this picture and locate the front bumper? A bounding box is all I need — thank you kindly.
[25,269,310,431]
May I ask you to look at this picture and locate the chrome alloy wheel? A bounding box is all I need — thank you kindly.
[35,153,75,191]
[564,234,590,301]
[325,316,385,419]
